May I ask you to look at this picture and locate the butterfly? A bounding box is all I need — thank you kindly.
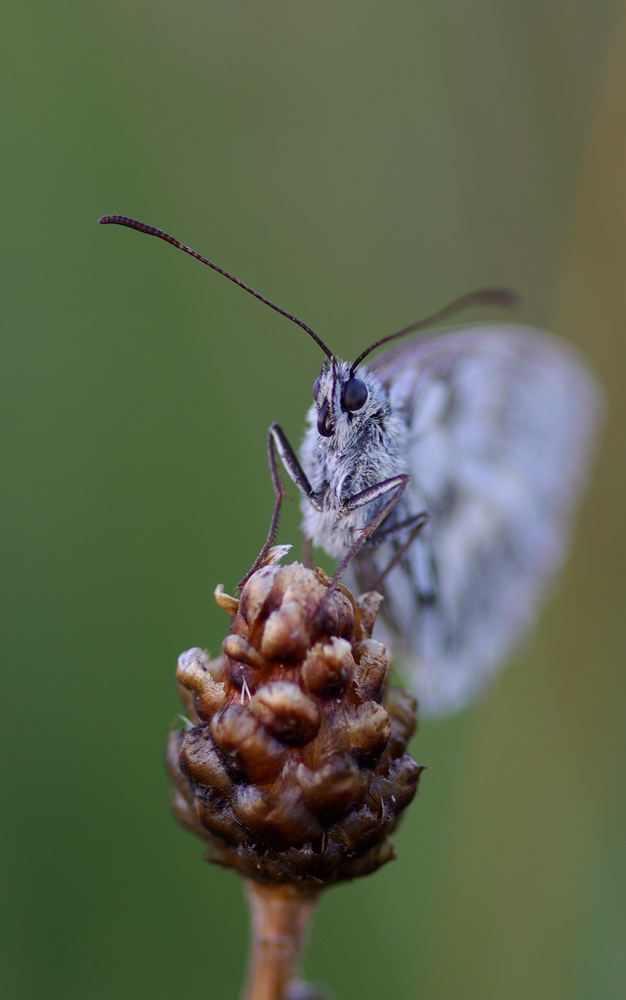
[299,326,601,715]
[99,215,602,716]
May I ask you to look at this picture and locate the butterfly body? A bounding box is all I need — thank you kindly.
[299,359,409,559]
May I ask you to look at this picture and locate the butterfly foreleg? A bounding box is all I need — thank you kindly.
[317,474,411,615]
[340,475,409,514]
[268,422,318,503]
[239,423,319,588]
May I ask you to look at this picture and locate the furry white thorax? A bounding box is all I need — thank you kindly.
[299,358,408,558]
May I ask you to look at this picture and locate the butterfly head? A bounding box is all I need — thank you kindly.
[312,358,386,440]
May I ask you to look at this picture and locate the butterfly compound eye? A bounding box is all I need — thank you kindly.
[342,377,368,412]
[312,376,321,399]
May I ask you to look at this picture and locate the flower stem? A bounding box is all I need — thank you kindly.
[242,881,322,1000]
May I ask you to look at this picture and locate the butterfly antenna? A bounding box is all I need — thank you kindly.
[99,215,334,360]
[350,288,518,373]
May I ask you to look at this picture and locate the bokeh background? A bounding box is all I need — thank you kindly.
[2,2,625,998]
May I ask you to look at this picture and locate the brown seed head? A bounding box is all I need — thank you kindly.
[168,553,424,885]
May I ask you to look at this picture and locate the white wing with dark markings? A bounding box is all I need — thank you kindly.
[349,324,602,716]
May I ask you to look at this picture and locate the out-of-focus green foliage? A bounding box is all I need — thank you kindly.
[1,2,624,998]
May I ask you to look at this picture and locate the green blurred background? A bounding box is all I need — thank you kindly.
[2,2,625,997]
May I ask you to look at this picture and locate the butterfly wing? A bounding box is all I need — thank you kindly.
[348,324,602,716]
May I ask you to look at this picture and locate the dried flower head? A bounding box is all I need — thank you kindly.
[167,550,423,886]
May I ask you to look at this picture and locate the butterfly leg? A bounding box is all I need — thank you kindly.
[302,536,315,570]
[239,424,318,588]
[317,474,411,614]
[366,511,428,544]
[369,513,429,591]
[268,422,318,502]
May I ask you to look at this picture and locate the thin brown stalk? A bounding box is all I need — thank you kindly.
[242,881,322,1000]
